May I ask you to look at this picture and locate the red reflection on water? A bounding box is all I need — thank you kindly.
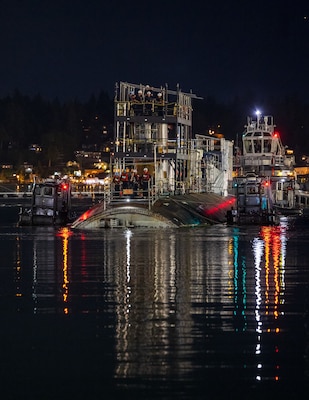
[80,232,87,271]
[259,224,286,321]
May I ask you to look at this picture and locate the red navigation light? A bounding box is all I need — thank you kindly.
[61,183,68,191]
[273,131,280,138]
[263,180,270,187]
[81,210,91,220]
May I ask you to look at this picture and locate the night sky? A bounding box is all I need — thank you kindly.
[1,0,309,102]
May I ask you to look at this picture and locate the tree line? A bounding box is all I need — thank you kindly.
[0,89,308,176]
[0,90,114,177]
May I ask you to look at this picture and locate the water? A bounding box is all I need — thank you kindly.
[1,205,309,399]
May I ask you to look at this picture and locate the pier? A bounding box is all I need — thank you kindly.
[0,185,109,200]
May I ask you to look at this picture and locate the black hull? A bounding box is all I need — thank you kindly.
[273,205,303,216]
[18,211,74,226]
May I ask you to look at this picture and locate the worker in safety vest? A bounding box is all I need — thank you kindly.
[130,169,140,197]
[121,169,130,190]
[145,88,154,115]
[155,92,164,116]
[113,172,121,196]
[141,167,150,197]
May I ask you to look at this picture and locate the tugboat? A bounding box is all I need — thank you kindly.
[71,81,235,229]
[18,178,74,226]
[230,174,278,225]
[231,112,299,224]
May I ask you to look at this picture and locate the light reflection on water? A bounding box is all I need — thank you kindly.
[1,209,309,398]
[252,221,288,383]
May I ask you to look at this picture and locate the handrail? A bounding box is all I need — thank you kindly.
[115,100,190,118]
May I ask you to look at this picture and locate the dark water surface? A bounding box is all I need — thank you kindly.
[1,205,309,399]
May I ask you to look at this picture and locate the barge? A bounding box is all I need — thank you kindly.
[71,81,235,229]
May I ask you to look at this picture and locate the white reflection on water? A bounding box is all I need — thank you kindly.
[125,229,132,316]
[253,236,263,334]
[7,217,308,393]
[125,229,132,282]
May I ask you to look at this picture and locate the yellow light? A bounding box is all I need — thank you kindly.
[57,227,71,312]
